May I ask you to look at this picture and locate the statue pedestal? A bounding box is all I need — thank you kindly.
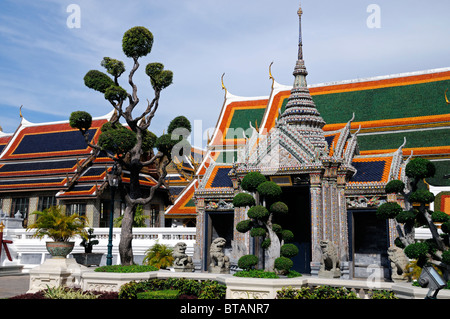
[318,269,341,279]
[173,265,194,272]
[28,258,88,293]
[209,266,230,274]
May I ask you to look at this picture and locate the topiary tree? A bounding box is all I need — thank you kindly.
[234,171,297,272]
[70,26,191,265]
[377,157,450,280]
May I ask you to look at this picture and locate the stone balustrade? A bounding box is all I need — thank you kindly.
[1,227,196,271]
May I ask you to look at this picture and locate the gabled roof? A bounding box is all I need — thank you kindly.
[0,113,110,193]
[209,91,269,148]
[211,68,450,182]
[0,111,169,196]
[168,68,450,216]
[0,132,13,154]
[208,68,450,159]
[165,179,197,217]
[0,116,107,160]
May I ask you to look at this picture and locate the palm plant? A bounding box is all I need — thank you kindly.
[27,206,88,242]
[143,241,174,269]
[113,204,149,227]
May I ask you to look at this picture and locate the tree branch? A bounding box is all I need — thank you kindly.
[134,90,161,130]
[141,151,164,167]
[124,57,140,121]
[422,207,446,252]
[77,129,126,167]
[125,156,170,206]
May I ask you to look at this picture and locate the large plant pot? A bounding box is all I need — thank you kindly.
[46,241,75,259]
[72,253,104,267]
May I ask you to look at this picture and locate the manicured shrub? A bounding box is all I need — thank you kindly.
[236,219,253,233]
[441,221,450,234]
[376,202,403,219]
[250,227,266,237]
[442,250,450,265]
[94,264,159,273]
[272,223,282,233]
[372,288,401,299]
[137,290,180,299]
[238,254,259,270]
[395,210,417,224]
[83,70,115,93]
[122,26,154,58]
[405,157,435,179]
[280,243,299,258]
[234,269,278,278]
[155,133,180,155]
[257,181,282,200]
[432,211,450,223]
[276,286,359,299]
[385,180,405,194]
[104,85,127,102]
[247,205,269,219]
[98,128,137,155]
[240,171,266,192]
[69,111,92,131]
[274,256,293,272]
[281,230,294,242]
[168,116,191,134]
[404,242,429,260]
[118,278,226,299]
[409,189,435,204]
[270,201,289,215]
[233,193,255,208]
[261,238,271,249]
[145,62,173,90]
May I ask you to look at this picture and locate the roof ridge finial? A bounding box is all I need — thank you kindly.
[297,1,303,60]
[221,73,228,97]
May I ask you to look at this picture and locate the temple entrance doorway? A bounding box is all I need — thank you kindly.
[349,210,390,279]
[276,185,311,274]
[204,211,234,271]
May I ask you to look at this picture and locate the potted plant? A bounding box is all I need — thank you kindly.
[27,206,88,258]
[72,228,104,266]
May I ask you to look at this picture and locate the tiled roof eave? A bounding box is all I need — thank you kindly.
[194,187,234,199]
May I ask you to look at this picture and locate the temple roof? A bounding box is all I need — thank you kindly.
[172,67,450,217]
[165,179,198,217]
[0,111,168,197]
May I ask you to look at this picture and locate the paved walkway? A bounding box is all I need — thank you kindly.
[0,274,30,299]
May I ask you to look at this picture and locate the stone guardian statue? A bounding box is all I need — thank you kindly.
[209,237,230,274]
[172,242,194,272]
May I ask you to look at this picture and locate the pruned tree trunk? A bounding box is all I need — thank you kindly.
[264,226,280,271]
[119,204,136,265]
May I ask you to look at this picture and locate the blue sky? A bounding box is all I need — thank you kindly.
[0,0,449,147]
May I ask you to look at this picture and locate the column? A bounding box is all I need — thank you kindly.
[337,171,350,278]
[193,197,205,271]
[309,171,323,275]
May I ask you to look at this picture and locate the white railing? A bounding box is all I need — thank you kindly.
[1,227,196,271]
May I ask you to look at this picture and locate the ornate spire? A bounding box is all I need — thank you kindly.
[279,3,327,151]
[297,4,303,61]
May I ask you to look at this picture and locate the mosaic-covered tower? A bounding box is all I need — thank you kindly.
[191,3,414,278]
[279,6,327,152]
